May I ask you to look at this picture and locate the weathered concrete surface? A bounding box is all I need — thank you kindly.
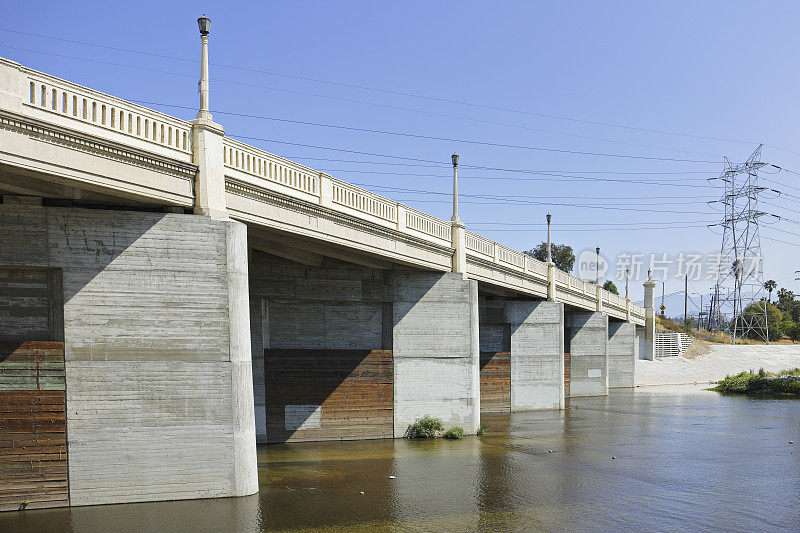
[608,321,636,388]
[508,300,564,410]
[566,311,608,397]
[249,251,390,350]
[392,271,479,435]
[0,204,257,506]
[635,344,800,386]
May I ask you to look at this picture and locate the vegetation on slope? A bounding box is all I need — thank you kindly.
[712,368,800,396]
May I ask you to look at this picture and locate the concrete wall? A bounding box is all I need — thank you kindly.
[508,301,565,410]
[248,251,392,441]
[566,310,608,397]
[608,321,636,388]
[249,297,267,443]
[0,204,257,506]
[248,251,390,351]
[392,271,480,435]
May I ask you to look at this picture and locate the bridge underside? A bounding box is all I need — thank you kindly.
[0,198,637,509]
[1,56,644,512]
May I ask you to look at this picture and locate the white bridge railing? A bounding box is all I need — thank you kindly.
[23,66,192,156]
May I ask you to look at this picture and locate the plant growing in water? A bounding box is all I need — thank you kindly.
[443,426,464,440]
[476,424,488,436]
[405,416,444,438]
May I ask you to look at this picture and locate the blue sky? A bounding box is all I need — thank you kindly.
[3,1,800,312]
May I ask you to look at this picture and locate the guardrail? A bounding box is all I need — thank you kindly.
[223,138,319,197]
[22,66,192,155]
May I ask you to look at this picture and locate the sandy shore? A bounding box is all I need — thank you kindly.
[635,344,800,386]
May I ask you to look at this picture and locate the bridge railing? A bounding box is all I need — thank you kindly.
[13,60,193,158]
[403,206,451,244]
[223,137,320,200]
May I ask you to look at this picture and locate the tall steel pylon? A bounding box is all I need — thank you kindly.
[709,145,769,343]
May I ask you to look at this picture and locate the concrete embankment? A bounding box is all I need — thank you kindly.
[635,344,800,386]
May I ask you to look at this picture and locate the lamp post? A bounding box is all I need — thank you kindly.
[595,246,600,285]
[451,153,460,222]
[625,268,630,299]
[196,14,212,121]
[546,213,552,263]
[450,153,466,275]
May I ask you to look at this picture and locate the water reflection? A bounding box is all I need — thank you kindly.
[2,386,799,532]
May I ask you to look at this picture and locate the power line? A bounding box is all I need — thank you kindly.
[316,167,713,188]
[130,101,723,164]
[0,43,732,161]
[353,183,713,214]
[2,27,791,155]
[231,135,717,189]
[377,187,713,205]
[460,219,718,226]
[282,155,717,175]
[469,224,711,232]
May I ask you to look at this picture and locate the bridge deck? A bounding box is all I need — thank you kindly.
[0,56,644,325]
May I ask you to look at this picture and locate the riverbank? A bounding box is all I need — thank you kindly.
[635,344,800,386]
[712,369,800,395]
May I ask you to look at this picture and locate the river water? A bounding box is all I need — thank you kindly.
[3,385,799,532]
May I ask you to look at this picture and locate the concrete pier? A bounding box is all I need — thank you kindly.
[608,320,636,388]
[0,204,258,506]
[508,301,565,410]
[566,310,609,397]
[477,298,564,411]
[392,271,480,435]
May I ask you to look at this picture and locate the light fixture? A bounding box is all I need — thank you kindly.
[197,15,211,36]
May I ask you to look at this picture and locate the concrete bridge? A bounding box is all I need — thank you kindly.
[0,40,655,511]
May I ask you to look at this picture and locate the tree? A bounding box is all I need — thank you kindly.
[602,280,619,295]
[524,242,575,273]
[786,322,800,343]
[777,288,795,305]
[764,280,777,303]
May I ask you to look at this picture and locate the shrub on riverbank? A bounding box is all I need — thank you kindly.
[443,426,464,440]
[405,417,467,439]
[405,416,443,438]
[713,368,800,395]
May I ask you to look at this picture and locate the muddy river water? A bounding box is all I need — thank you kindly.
[3,385,799,532]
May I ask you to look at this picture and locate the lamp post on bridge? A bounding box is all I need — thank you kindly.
[625,267,630,322]
[595,246,600,285]
[643,268,656,360]
[196,15,212,121]
[595,246,602,312]
[545,213,556,301]
[191,14,227,219]
[450,153,466,276]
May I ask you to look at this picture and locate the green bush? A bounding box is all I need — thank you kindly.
[443,426,464,440]
[713,369,800,396]
[476,424,487,436]
[405,416,444,439]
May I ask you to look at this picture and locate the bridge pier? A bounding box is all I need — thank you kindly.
[508,300,565,410]
[0,203,257,509]
[608,320,636,388]
[248,250,481,440]
[392,270,480,436]
[248,250,394,442]
[478,297,565,412]
[565,310,609,397]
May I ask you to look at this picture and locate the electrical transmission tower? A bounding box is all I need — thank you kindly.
[709,145,770,343]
